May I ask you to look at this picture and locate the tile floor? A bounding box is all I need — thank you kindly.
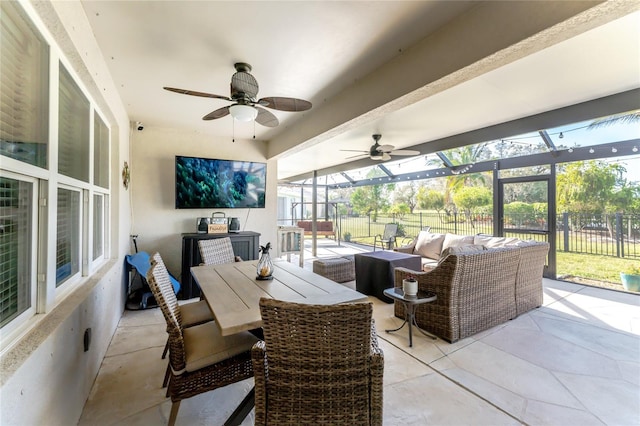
[79,242,640,425]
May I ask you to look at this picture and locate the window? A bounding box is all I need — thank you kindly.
[0,175,35,328]
[0,1,49,168]
[56,187,81,287]
[58,64,90,182]
[0,1,112,335]
[94,112,109,189]
[92,193,104,261]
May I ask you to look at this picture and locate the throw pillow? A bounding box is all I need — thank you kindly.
[441,234,474,253]
[414,232,446,260]
[438,244,486,266]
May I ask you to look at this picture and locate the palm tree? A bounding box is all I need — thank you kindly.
[425,144,488,207]
[588,110,640,129]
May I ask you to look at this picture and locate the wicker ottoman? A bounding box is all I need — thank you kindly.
[313,256,355,283]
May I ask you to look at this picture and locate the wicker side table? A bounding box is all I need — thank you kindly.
[312,256,355,283]
[383,287,437,347]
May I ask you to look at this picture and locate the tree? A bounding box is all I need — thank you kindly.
[416,187,444,211]
[556,160,636,214]
[351,185,390,222]
[452,186,492,228]
[426,145,490,207]
[387,202,411,220]
[393,182,418,213]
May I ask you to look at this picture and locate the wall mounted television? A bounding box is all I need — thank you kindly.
[175,155,266,209]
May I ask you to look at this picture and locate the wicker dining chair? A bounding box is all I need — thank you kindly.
[146,256,258,426]
[150,253,214,386]
[252,298,384,425]
[198,237,243,265]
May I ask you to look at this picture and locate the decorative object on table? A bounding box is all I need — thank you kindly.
[208,212,228,234]
[122,161,130,189]
[196,217,210,233]
[620,265,640,292]
[228,217,241,233]
[402,276,418,296]
[256,242,274,280]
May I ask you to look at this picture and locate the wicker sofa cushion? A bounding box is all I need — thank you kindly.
[414,231,446,260]
[442,234,475,253]
[441,244,486,257]
[474,235,520,248]
[182,322,259,373]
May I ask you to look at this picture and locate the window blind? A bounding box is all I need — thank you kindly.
[0,1,49,168]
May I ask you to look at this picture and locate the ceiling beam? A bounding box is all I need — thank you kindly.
[278,88,640,183]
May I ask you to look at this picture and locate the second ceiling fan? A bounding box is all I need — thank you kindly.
[163,62,311,127]
[342,134,420,161]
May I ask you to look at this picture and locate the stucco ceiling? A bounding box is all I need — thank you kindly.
[80,1,640,181]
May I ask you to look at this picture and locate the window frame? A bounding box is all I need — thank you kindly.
[0,1,112,339]
[0,170,38,339]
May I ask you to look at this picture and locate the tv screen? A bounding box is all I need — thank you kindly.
[175,155,266,209]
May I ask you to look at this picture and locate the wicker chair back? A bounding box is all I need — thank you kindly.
[198,237,236,265]
[253,298,383,425]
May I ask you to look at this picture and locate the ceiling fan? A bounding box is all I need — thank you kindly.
[342,134,420,161]
[163,62,312,127]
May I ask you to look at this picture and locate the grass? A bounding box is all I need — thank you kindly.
[556,252,637,284]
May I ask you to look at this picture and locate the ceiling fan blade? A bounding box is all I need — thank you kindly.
[345,153,367,160]
[378,144,394,152]
[381,153,392,161]
[203,106,230,120]
[258,97,312,112]
[255,106,279,127]
[390,149,420,156]
[340,149,368,153]
[164,87,231,100]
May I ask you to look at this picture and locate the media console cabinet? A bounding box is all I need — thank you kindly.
[181,231,261,299]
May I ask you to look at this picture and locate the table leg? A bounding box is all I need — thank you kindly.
[411,315,437,340]
[224,387,255,426]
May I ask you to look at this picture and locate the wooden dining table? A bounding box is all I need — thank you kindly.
[191,259,368,336]
[190,260,368,426]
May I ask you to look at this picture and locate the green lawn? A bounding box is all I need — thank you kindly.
[556,251,636,284]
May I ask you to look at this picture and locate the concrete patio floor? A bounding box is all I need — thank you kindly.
[79,239,640,425]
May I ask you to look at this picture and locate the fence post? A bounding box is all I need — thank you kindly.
[563,212,569,252]
[420,212,423,230]
[454,211,458,235]
[616,213,623,258]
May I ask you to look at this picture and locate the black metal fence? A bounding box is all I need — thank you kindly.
[280,211,639,259]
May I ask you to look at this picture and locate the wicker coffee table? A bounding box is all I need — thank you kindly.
[383,287,437,347]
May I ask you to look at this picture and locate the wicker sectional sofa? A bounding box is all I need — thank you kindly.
[393,231,549,343]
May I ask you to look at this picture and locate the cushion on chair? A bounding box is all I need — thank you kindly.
[180,300,214,327]
[182,322,259,373]
[441,234,474,253]
[440,244,487,257]
[414,232,446,260]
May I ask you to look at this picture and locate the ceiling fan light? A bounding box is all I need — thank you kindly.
[229,104,258,122]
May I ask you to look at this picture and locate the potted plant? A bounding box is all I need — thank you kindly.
[620,265,640,292]
[343,231,351,242]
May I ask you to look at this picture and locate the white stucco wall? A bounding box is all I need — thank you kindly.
[0,1,132,425]
[129,126,278,278]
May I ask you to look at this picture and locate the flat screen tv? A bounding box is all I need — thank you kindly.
[175,155,266,209]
